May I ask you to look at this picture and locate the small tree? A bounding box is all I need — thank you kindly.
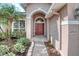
[0,4,25,39]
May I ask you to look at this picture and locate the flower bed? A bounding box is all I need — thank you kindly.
[0,37,31,56]
[44,40,61,56]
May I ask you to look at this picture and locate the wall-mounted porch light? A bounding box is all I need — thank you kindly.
[74,8,79,19]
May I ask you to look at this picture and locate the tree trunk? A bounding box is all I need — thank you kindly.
[8,16,13,40]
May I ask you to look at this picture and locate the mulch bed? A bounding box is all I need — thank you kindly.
[44,40,61,56]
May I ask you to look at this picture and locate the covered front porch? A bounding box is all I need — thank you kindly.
[26,8,50,40]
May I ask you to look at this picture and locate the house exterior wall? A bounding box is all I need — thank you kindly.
[49,4,79,56]
[68,3,79,20]
[1,3,79,56]
[61,4,79,56]
[27,3,51,16]
[68,24,79,56]
[26,3,51,39]
[26,17,32,39]
[59,4,68,55]
[67,3,79,56]
[49,4,68,55]
[49,15,60,50]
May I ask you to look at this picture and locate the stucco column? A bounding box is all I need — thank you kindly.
[47,19,50,40]
[26,17,32,40]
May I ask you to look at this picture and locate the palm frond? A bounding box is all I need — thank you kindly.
[0,4,25,22]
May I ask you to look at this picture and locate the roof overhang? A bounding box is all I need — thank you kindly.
[45,3,66,18]
[20,3,27,11]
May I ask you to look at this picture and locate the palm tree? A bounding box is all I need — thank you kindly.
[0,4,25,39]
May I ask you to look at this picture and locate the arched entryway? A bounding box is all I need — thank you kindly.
[32,12,47,36]
[34,17,45,35]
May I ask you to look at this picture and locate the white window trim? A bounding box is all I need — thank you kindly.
[12,20,25,32]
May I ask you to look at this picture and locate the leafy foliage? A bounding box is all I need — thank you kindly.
[0,45,9,56]
[0,4,25,38]
[11,30,26,39]
[0,32,7,41]
[17,37,30,46]
[4,52,15,56]
[14,43,25,53]
[0,4,25,20]
[11,31,20,38]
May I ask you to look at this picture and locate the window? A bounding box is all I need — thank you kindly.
[13,20,25,32]
[14,21,19,28]
[20,20,25,28]
[35,18,45,23]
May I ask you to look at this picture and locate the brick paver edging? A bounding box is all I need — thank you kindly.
[27,41,35,56]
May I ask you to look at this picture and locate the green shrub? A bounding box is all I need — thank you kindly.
[11,30,26,39]
[0,32,7,40]
[0,32,2,39]
[4,52,15,56]
[0,45,9,56]
[11,31,19,38]
[14,43,25,53]
[17,37,30,46]
[19,31,26,37]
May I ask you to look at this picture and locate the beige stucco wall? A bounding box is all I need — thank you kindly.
[59,4,69,55]
[26,3,79,56]
[49,15,60,50]
[61,4,79,56]
[26,3,51,39]
[49,4,68,55]
[26,17,32,39]
[68,24,79,56]
[59,4,68,21]
[27,3,51,16]
[68,3,79,20]
[67,3,79,56]
[61,25,69,56]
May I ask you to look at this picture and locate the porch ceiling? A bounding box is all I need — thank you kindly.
[45,3,66,18]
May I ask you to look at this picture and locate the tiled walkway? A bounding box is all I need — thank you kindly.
[32,36,48,56]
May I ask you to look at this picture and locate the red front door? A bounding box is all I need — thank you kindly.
[35,23,44,35]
